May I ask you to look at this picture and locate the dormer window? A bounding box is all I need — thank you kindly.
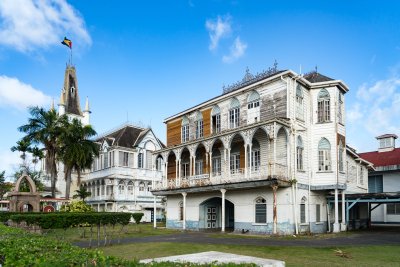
[247,91,260,124]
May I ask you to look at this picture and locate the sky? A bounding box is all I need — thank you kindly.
[1,0,400,179]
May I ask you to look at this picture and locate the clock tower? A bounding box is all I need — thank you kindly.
[58,64,91,125]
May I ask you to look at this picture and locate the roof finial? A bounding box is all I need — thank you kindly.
[84,96,90,112]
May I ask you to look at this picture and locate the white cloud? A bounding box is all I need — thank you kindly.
[222,37,247,63]
[205,15,232,51]
[0,149,21,180]
[0,76,51,110]
[0,0,91,52]
[347,74,400,151]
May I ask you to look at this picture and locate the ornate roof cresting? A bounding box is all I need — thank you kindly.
[222,60,279,94]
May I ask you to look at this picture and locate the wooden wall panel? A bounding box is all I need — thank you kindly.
[167,119,182,146]
[240,142,245,169]
[202,108,211,138]
[167,160,176,179]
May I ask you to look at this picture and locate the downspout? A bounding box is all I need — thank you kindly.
[308,79,314,232]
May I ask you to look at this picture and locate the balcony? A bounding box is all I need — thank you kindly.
[86,166,163,181]
[153,163,289,192]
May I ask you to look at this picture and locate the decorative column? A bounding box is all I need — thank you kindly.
[272,184,278,235]
[244,143,248,178]
[175,160,179,186]
[205,152,209,174]
[333,188,340,233]
[221,189,226,232]
[182,192,187,230]
[209,152,213,179]
[249,143,252,178]
[178,160,182,179]
[189,156,193,176]
[227,148,231,178]
[341,190,346,231]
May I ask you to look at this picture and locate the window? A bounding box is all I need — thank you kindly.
[379,138,393,148]
[318,138,331,171]
[138,153,143,168]
[338,141,344,172]
[338,92,343,124]
[123,152,129,166]
[230,153,240,173]
[368,175,383,193]
[147,182,152,191]
[182,162,189,177]
[255,197,267,223]
[127,182,134,195]
[387,203,400,215]
[359,166,364,185]
[316,204,321,222]
[296,85,304,120]
[139,182,145,191]
[179,201,184,221]
[181,116,190,142]
[247,91,260,109]
[97,186,100,196]
[317,89,330,123]
[195,112,204,139]
[118,181,125,195]
[297,136,304,171]
[212,157,221,175]
[300,197,307,223]
[211,105,221,134]
[195,160,203,175]
[229,98,240,129]
[156,157,163,171]
[251,150,261,171]
[104,152,109,168]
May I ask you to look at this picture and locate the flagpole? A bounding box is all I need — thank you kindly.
[70,47,73,65]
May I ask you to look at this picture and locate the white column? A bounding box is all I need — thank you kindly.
[221,189,226,232]
[244,144,248,178]
[189,156,193,176]
[227,148,231,178]
[178,160,182,179]
[153,195,157,228]
[175,159,179,184]
[182,192,187,230]
[341,190,346,231]
[209,152,213,179]
[333,188,340,232]
[249,144,252,178]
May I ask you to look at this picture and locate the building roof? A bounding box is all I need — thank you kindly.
[96,125,145,148]
[359,148,400,167]
[303,71,334,83]
[376,134,398,139]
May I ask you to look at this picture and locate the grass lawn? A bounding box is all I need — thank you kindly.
[99,242,400,267]
[44,223,178,243]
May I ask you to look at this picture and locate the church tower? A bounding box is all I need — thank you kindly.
[58,64,91,125]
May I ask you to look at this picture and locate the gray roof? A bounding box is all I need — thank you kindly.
[303,71,334,83]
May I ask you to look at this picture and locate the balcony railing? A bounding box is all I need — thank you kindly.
[85,166,163,181]
[154,163,288,190]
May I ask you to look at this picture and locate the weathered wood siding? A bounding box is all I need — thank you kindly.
[167,119,182,146]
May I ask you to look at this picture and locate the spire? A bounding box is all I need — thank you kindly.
[50,98,55,111]
[62,65,82,116]
[59,89,65,105]
[84,96,91,113]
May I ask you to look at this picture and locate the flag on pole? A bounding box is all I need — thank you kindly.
[61,37,72,49]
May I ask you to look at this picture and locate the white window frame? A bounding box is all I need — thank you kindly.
[318,138,331,172]
[230,153,240,173]
[181,124,189,142]
[212,157,221,175]
[317,89,331,123]
[229,108,240,129]
[195,160,203,175]
[196,119,203,139]
[255,197,267,224]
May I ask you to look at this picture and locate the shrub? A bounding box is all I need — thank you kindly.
[132,213,144,224]
[60,200,94,212]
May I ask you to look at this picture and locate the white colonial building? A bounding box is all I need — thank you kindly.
[152,65,370,234]
[81,124,165,222]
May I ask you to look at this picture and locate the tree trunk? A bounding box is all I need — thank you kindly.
[65,167,72,200]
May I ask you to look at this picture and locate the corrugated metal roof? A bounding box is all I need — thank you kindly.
[359,148,400,167]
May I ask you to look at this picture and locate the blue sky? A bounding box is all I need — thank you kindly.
[1,0,400,178]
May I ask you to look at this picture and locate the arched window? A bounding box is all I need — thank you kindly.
[179,201,183,221]
[211,148,221,175]
[211,105,221,134]
[247,91,261,123]
[255,197,267,223]
[338,140,344,172]
[127,181,134,195]
[296,85,304,120]
[297,136,304,171]
[229,98,240,129]
[118,181,125,195]
[317,89,330,122]
[300,197,307,223]
[181,116,190,142]
[195,111,203,139]
[147,182,152,192]
[318,138,331,171]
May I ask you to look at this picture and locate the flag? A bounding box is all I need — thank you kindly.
[61,37,72,49]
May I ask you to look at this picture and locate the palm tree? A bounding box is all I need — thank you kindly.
[18,107,67,197]
[10,137,32,168]
[30,146,44,171]
[73,185,91,201]
[59,118,98,199]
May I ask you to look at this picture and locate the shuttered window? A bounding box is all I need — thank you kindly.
[387,204,400,215]
[368,175,383,193]
[255,197,267,223]
[316,204,321,222]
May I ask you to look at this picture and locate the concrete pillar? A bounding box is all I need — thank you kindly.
[182,192,187,230]
[272,185,278,234]
[221,189,226,232]
[333,188,340,233]
[341,190,347,231]
[153,195,157,229]
[249,144,252,177]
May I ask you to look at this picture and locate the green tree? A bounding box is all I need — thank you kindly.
[73,185,91,202]
[60,200,94,212]
[18,107,68,197]
[10,137,32,167]
[0,171,13,200]
[30,146,44,171]
[59,118,98,199]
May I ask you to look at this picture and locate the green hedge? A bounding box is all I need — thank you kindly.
[9,212,132,229]
[0,212,21,223]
